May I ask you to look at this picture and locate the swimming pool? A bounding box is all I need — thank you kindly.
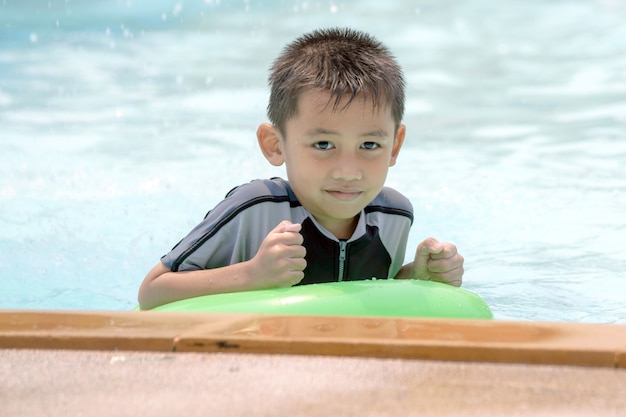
[1,0,625,323]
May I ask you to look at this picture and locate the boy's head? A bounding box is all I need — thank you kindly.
[258,28,407,239]
[267,28,405,136]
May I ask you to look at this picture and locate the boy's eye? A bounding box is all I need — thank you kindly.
[313,141,335,150]
[361,142,380,150]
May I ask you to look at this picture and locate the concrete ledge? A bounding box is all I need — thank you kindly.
[1,310,625,368]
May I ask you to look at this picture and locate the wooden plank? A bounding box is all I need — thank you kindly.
[174,314,626,367]
[0,310,199,351]
[1,310,625,368]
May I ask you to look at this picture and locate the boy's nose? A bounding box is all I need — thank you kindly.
[331,152,363,181]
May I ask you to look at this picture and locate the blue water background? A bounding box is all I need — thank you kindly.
[1,0,625,322]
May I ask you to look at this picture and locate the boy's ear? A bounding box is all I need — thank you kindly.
[389,124,406,167]
[257,123,285,166]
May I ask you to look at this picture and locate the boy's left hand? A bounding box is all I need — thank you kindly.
[412,237,463,287]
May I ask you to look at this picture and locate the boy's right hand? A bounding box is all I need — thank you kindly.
[250,220,307,288]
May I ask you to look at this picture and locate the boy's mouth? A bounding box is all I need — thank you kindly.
[326,189,363,201]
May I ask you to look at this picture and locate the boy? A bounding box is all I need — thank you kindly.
[138,28,464,310]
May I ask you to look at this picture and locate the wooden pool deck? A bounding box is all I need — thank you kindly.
[1,310,625,416]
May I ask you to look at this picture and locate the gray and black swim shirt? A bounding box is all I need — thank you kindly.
[161,177,414,284]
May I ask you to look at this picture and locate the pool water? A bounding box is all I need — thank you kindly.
[1,0,625,323]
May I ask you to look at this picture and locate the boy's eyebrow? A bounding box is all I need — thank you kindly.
[304,128,390,138]
[304,127,337,136]
[360,129,389,138]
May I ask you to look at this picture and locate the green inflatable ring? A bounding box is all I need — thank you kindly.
[149,279,493,319]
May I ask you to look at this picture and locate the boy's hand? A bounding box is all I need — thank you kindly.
[251,220,307,288]
[413,237,463,287]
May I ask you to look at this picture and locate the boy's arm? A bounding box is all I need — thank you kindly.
[138,221,306,310]
[394,237,463,287]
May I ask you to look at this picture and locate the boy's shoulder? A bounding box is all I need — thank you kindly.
[224,177,294,201]
[202,178,294,221]
[366,187,414,224]
[369,186,413,212]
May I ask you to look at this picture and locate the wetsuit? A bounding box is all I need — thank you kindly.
[161,177,413,283]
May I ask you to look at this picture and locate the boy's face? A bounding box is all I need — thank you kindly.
[260,89,405,239]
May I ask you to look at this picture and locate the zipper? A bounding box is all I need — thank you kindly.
[337,241,347,282]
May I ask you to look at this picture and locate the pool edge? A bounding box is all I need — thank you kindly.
[1,310,624,368]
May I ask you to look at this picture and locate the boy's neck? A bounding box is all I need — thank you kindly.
[319,215,360,240]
